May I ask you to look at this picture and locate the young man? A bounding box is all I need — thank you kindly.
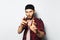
[18,4,46,40]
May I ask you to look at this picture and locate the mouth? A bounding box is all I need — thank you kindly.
[26,16,33,20]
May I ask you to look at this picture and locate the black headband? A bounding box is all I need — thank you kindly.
[25,4,35,10]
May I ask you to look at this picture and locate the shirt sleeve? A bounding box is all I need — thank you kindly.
[37,19,46,35]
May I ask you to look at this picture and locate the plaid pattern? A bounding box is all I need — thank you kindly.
[22,17,46,40]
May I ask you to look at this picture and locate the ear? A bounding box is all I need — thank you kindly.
[33,10,35,13]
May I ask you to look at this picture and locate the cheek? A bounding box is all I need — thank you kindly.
[30,12,34,16]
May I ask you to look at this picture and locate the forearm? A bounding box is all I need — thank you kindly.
[18,24,24,34]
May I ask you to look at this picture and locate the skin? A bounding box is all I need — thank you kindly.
[18,9,45,38]
[25,9,35,18]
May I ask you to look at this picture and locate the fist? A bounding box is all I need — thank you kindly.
[21,17,28,26]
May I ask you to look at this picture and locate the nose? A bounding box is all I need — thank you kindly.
[27,12,30,15]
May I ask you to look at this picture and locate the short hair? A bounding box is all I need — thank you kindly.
[25,4,35,10]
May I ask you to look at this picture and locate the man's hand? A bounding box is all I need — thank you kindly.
[21,17,28,26]
[18,17,27,34]
[28,20,37,33]
[27,20,45,38]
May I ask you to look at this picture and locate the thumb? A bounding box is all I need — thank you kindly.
[32,20,37,25]
[32,20,35,24]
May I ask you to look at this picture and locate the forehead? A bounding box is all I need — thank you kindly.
[25,9,33,11]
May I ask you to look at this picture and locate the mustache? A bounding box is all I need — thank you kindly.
[23,14,34,20]
[23,16,33,20]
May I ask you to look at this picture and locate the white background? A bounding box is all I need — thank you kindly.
[0,0,60,40]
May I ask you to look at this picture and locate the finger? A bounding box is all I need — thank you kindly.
[23,20,27,23]
[33,27,37,30]
[32,20,37,25]
[23,17,25,20]
[23,17,27,21]
[32,20,35,23]
[32,20,34,25]
[34,27,37,29]
[21,22,27,26]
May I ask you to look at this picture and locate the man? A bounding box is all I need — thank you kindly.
[18,4,46,40]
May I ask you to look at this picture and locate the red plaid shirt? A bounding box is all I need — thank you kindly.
[22,17,46,40]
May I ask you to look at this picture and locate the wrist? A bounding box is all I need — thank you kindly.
[36,29,39,34]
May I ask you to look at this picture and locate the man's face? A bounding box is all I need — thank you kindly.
[25,9,35,18]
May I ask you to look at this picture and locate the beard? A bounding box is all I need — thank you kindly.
[26,14,34,20]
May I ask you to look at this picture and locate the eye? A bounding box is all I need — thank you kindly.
[25,11,28,13]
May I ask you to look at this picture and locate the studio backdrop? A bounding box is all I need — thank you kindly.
[0,0,60,40]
